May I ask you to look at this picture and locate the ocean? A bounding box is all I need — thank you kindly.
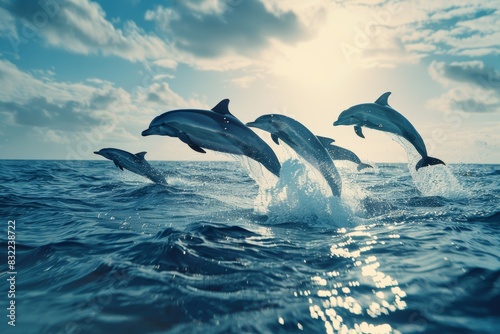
[0,158,499,334]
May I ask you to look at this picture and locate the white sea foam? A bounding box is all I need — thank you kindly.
[388,134,468,198]
[237,154,355,226]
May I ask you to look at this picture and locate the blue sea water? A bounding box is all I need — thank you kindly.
[0,158,499,333]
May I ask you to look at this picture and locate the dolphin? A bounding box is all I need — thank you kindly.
[333,92,445,170]
[246,114,342,197]
[316,136,372,171]
[141,99,281,177]
[94,148,167,185]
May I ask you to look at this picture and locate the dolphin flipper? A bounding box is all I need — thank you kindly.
[354,125,365,138]
[178,133,207,153]
[188,144,206,153]
[113,160,124,171]
[416,156,445,170]
[271,134,280,145]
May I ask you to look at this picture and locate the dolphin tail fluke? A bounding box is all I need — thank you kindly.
[416,156,445,170]
[357,163,373,171]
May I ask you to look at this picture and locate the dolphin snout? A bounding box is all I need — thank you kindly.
[93,151,100,155]
[247,120,275,133]
[246,121,266,130]
[333,116,349,126]
[141,128,152,136]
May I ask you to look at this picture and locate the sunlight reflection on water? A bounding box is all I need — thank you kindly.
[302,225,407,334]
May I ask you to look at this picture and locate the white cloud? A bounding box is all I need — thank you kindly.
[228,75,258,88]
[135,81,204,110]
[35,128,71,144]
[0,6,16,38]
[0,59,127,130]
[2,0,498,73]
[427,60,500,113]
[0,58,209,159]
[429,5,480,21]
[329,0,500,68]
[429,60,500,88]
[325,3,426,68]
[144,0,310,70]
[418,2,500,57]
[4,0,174,63]
[153,58,178,69]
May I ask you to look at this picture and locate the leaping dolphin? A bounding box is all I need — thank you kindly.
[94,148,167,185]
[141,99,281,177]
[316,136,372,171]
[246,114,342,197]
[333,92,445,170]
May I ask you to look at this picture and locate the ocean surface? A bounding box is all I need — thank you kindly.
[0,158,499,334]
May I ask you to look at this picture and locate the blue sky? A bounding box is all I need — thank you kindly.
[0,0,499,163]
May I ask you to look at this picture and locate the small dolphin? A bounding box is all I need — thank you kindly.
[246,114,341,197]
[94,148,167,185]
[333,92,445,170]
[316,136,372,171]
[141,99,281,177]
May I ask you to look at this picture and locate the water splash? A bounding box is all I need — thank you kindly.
[336,163,374,216]
[388,134,467,198]
[237,156,352,226]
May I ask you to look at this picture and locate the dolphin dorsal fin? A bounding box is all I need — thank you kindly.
[211,99,231,115]
[316,135,335,147]
[135,152,147,160]
[374,92,391,106]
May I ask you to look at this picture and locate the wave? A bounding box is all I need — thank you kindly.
[467,210,500,224]
[2,160,499,334]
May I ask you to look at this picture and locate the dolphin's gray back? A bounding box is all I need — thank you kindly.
[273,116,342,196]
[356,104,428,157]
[104,149,166,185]
[158,109,281,177]
[336,94,441,168]
[326,145,362,164]
[382,107,428,157]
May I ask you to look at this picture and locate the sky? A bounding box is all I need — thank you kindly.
[0,0,499,163]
